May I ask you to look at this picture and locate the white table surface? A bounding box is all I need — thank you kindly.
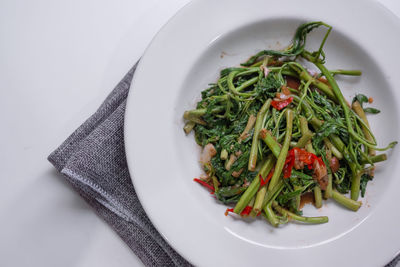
[1,0,399,266]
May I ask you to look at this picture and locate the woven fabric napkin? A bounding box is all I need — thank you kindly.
[48,64,398,267]
[48,64,191,267]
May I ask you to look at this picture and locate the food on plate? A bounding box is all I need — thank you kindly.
[183,21,396,226]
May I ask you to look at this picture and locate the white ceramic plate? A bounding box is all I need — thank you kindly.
[125,0,400,266]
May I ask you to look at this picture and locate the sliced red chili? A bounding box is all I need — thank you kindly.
[282,148,325,178]
[224,208,234,216]
[293,147,316,165]
[267,167,274,181]
[225,206,253,217]
[240,206,253,216]
[259,174,268,187]
[193,178,215,193]
[271,97,293,110]
[259,169,274,188]
[283,151,295,178]
[283,157,294,178]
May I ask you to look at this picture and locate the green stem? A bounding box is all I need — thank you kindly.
[233,155,275,214]
[352,101,375,156]
[315,23,332,60]
[183,115,206,125]
[272,202,328,224]
[236,76,259,92]
[298,70,336,101]
[296,79,313,114]
[264,202,279,227]
[299,116,316,153]
[332,190,362,211]
[250,60,263,67]
[211,176,219,192]
[184,109,207,117]
[260,129,281,158]
[184,106,225,121]
[249,99,272,171]
[324,138,343,160]
[227,71,241,96]
[351,170,362,201]
[261,180,284,211]
[261,181,284,226]
[238,115,257,142]
[329,134,347,159]
[324,173,333,199]
[361,154,387,164]
[299,116,310,133]
[309,116,323,128]
[295,131,313,148]
[314,187,322,208]
[183,121,195,134]
[227,71,257,97]
[253,186,267,214]
[236,68,260,77]
[268,109,294,190]
[330,69,362,76]
[323,139,333,199]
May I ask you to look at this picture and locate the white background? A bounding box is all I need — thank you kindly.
[0,0,399,266]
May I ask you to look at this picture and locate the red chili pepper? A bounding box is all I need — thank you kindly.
[293,147,316,165]
[282,148,324,178]
[258,174,267,187]
[271,97,293,110]
[224,208,234,216]
[282,150,295,178]
[258,169,274,190]
[193,178,215,193]
[225,206,253,216]
[317,157,325,167]
[267,168,274,181]
[283,157,294,178]
[240,206,253,216]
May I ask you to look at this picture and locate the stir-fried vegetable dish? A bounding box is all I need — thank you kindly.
[183,21,396,226]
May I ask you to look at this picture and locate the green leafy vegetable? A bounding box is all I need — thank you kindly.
[360,173,373,197]
[352,93,381,114]
[241,21,330,66]
[352,94,369,105]
[183,21,396,228]
[363,107,380,114]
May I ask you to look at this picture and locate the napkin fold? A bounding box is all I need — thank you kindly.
[48,64,191,267]
[48,64,398,267]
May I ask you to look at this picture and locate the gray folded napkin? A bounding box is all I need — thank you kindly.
[48,64,398,267]
[48,64,191,267]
